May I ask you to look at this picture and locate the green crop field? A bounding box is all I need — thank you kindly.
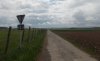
[0,28,46,61]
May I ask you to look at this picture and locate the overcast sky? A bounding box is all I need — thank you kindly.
[0,0,100,28]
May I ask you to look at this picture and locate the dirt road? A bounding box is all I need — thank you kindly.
[45,30,98,61]
[38,30,98,61]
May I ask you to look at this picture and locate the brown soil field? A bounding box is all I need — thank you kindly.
[53,30,100,60]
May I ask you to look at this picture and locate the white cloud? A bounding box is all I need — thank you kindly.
[0,0,100,28]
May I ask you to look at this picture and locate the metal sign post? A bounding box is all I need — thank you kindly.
[16,15,25,48]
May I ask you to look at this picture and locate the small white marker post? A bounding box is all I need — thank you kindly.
[17,15,25,48]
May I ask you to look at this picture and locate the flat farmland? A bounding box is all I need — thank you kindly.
[53,29,100,60]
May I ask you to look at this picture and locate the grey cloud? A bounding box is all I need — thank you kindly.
[0,16,18,27]
[73,10,88,27]
[0,2,10,10]
[0,0,100,28]
[20,4,32,9]
[28,9,48,14]
[19,1,49,14]
[73,9,100,27]
[70,0,100,8]
[23,15,54,26]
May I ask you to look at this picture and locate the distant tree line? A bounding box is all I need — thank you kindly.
[0,27,8,29]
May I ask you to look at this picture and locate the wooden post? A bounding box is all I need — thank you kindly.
[5,26,12,54]
[39,29,41,39]
[34,28,37,40]
[18,28,25,49]
[33,28,35,41]
[27,27,31,43]
[21,29,24,43]
[30,29,34,42]
[19,30,22,48]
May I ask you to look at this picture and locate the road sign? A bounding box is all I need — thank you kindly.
[17,24,24,30]
[16,15,25,48]
[17,15,25,24]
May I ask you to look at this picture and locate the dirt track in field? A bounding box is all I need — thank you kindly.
[38,30,98,61]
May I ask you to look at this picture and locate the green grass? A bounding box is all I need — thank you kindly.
[0,29,46,61]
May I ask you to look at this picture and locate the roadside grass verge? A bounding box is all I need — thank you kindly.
[0,29,47,61]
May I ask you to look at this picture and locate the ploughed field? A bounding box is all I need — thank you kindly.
[53,30,100,60]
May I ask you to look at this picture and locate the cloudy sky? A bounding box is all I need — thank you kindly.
[0,0,100,28]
